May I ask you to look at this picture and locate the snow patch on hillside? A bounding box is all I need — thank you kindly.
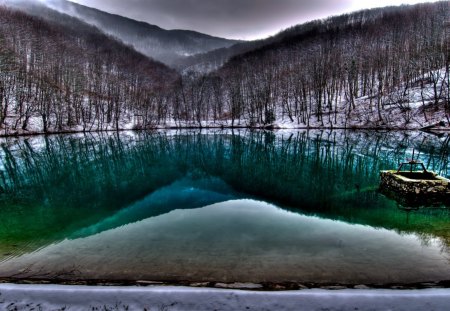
[0,69,448,136]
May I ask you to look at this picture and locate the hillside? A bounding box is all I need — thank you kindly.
[40,0,240,67]
[172,1,449,130]
[178,2,450,77]
[0,4,178,135]
[0,1,448,134]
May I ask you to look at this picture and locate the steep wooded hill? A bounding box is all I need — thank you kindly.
[0,1,448,133]
[0,5,178,134]
[177,2,449,78]
[44,0,241,67]
[198,1,449,128]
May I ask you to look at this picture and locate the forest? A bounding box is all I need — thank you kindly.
[0,1,448,134]
[0,5,177,134]
[185,2,449,128]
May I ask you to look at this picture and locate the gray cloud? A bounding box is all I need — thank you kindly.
[68,0,352,39]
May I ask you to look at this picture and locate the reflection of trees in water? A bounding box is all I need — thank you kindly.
[1,130,448,205]
[189,130,449,210]
[0,133,185,249]
[0,130,449,247]
[0,134,181,208]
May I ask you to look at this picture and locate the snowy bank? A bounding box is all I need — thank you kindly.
[1,284,450,311]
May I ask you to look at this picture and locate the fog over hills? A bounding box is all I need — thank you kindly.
[44,0,241,67]
[1,0,241,67]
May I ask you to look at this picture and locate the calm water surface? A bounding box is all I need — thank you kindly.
[0,130,449,285]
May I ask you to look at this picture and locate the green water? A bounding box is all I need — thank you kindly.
[0,130,449,284]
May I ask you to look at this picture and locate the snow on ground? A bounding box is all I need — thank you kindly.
[0,284,450,311]
[1,69,448,137]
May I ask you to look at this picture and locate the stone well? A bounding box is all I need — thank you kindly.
[380,170,450,206]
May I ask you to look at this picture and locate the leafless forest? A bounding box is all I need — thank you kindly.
[0,1,448,134]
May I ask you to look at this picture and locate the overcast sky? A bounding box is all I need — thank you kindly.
[68,0,440,40]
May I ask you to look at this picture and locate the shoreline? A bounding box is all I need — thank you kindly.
[0,125,449,138]
[2,278,450,291]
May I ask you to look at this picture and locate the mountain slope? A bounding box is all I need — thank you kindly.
[0,1,448,133]
[42,0,240,67]
[0,4,178,134]
[171,2,449,129]
[177,2,450,74]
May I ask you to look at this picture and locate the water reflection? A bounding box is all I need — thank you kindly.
[0,130,449,283]
[71,177,239,238]
[0,199,449,284]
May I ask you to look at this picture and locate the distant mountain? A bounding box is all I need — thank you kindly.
[176,2,449,73]
[38,0,240,67]
[173,17,341,72]
[1,0,242,71]
[174,39,267,73]
[174,1,449,77]
[174,14,360,73]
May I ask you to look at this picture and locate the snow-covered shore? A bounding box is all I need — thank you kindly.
[0,67,448,138]
[1,284,450,311]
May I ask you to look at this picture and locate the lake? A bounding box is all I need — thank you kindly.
[0,130,449,286]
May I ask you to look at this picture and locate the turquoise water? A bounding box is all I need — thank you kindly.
[0,130,449,284]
